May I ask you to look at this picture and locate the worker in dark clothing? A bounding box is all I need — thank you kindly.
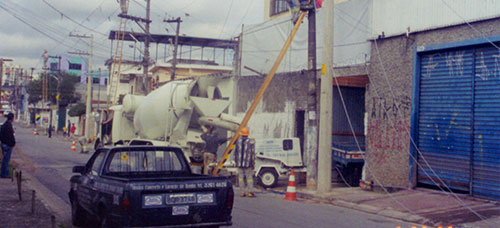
[48,125,52,138]
[0,113,16,178]
[201,127,230,175]
[234,127,256,197]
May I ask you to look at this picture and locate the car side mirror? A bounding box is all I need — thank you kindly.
[72,165,86,174]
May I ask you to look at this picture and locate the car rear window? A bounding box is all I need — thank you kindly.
[107,150,186,175]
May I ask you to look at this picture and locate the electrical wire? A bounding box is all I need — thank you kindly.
[218,0,234,38]
[373,39,496,227]
[41,0,107,36]
[331,69,419,217]
[440,0,500,51]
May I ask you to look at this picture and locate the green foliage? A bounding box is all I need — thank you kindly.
[68,103,85,117]
[27,72,80,106]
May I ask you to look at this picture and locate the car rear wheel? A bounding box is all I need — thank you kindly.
[71,198,88,227]
[258,168,278,189]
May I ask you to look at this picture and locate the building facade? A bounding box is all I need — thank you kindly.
[365,0,500,201]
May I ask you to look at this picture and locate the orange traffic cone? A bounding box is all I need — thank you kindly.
[33,128,38,136]
[284,170,297,201]
[71,140,76,152]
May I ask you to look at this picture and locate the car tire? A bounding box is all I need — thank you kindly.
[71,198,88,227]
[100,209,121,228]
[258,168,279,189]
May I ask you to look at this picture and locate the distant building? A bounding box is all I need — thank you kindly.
[149,59,233,85]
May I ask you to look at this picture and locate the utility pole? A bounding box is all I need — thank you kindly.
[317,0,334,193]
[69,33,93,139]
[164,17,182,81]
[143,0,151,93]
[306,1,319,190]
[0,58,13,100]
[118,0,152,94]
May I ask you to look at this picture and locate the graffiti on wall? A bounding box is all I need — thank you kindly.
[368,96,411,164]
[476,50,500,80]
[370,96,411,120]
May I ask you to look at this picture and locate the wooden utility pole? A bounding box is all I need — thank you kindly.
[317,0,334,193]
[212,9,310,175]
[306,0,319,190]
[0,58,13,100]
[164,17,182,81]
[69,33,93,139]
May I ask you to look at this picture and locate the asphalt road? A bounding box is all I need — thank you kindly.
[13,123,417,228]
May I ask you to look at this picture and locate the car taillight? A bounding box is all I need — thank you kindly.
[226,188,234,209]
[122,191,131,211]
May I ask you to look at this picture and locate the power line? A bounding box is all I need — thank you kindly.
[219,0,234,38]
[41,0,107,36]
[0,1,114,60]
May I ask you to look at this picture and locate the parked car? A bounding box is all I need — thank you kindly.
[69,146,234,228]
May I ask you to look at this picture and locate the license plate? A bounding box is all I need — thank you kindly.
[166,193,197,205]
[172,205,189,215]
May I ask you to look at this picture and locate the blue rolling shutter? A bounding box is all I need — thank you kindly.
[473,47,500,200]
[417,50,474,192]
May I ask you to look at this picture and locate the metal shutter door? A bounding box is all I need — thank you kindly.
[473,47,500,200]
[417,50,474,191]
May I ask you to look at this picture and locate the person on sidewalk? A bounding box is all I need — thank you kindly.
[70,123,76,137]
[48,125,52,138]
[200,127,231,175]
[234,128,256,197]
[62,126,68,137]
[0,113,16,178]
[67,120,71,137]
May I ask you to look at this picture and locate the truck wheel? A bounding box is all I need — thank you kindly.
[259,168,278,189]
[71,198,88,227]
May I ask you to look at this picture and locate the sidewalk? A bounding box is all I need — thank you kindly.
[292,185,500,228]
[0,172,55,228]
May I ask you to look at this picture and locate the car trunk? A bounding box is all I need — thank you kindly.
[123,176,232,227]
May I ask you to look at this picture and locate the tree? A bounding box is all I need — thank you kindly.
[27,72,80,106]
[68,103,86,117]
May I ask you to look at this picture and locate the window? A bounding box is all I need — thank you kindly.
[69,63,82,70]
[92,77,100,84]
[50,62,58,71]
[283,139,293,151]
[107,151,184,174]
[270,0,289,16]
[90,152,106,176]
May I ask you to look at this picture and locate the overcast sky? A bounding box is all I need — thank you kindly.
[0,0,264,71]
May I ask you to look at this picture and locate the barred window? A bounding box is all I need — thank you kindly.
[270,0,289,16]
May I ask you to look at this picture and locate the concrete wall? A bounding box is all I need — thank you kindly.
[236,71,310,139]
[365,18,500,187]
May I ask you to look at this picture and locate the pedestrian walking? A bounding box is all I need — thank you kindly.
[48,125,52,138]
[70,123,76,137]
[234,127,256,197]
[67,120,71,137]
[200,127,230,175]
[62,126,68,137]
[0,113,16,178]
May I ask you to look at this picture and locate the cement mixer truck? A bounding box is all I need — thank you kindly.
[101,76,239,164]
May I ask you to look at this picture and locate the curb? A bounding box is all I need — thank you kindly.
[10,159,72,225]
[296,191,429,225]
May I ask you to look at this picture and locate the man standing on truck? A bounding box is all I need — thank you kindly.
[234,128,256,197]
[201,127,230,175]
